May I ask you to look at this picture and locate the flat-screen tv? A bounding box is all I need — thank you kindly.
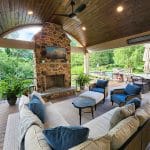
[41,46,66,60]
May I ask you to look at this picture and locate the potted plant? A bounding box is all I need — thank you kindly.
[0,77,24,105]
[76,73,90,90]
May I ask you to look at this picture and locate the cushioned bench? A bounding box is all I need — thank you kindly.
[79,91,104,109]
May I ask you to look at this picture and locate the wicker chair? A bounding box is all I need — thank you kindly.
[110,84,141,106]
[132,75,149,93]
[89,79,109,102]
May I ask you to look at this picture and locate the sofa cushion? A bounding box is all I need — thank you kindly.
[70,136,110,150]
[43,126,89,150]
[96,80,108,88]
[107,116,140,150]
[70,140,97,150]
[90,87,104,93]
[83,107,120,139]
[27,95,45,123]
[19,95,30,111]
[135,108,149,126]
[111,94,127,104]
[25,125,51,150]
[45,104,69,128]
[110,108,125,129]
[121,103,135,118]
[141,102,150,116]
[125,84,141,95]
[126,98,141,109]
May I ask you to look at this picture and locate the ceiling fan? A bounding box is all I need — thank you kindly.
[53,0,86,22]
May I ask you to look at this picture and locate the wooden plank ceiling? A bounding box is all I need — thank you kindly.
[0,0,150,47]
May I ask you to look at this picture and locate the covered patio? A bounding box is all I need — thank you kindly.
[0,1,149,90]
[0,0,150,150]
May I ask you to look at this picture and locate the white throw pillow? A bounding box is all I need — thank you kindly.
[19,95,30,111]
[25,125,51,150]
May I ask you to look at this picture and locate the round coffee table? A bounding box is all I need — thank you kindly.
[72,97,96,125]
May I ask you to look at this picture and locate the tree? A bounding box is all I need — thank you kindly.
[113,45,144,72]
[0,48,34,99]
[71,53,84,67]
[71,53,84,74]
[0,48,34,79]
[89,50,114,68]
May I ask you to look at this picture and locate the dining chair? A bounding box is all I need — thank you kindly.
[131,76,149,93]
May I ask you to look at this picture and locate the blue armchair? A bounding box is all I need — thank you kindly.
[89,79,109,102]
[111,84,141,106]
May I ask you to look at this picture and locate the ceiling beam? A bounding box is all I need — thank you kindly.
[0,38,34,50]
[71,46,85,53]
[87,31,150,51]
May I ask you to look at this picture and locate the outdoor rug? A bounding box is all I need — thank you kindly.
[52,97,117,125]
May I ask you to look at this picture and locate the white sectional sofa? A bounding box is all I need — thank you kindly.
[3,92,150,150]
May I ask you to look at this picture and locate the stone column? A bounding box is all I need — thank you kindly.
[84,50,89,74]
[33,52,37,89]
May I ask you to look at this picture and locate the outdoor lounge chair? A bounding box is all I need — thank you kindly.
[89,79,109,102]
[110,83,141,106]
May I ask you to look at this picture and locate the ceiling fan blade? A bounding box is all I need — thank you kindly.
[68,13,76,18]
[53,14,69,17]
[72,16,81,23]
[75,4,86,13]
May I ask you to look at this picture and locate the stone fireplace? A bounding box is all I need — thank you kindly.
[45,74,65,89]
[34,22,72,95]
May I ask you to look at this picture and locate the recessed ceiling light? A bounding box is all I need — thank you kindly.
[28,11,33,15]
[82,26,86,31]
[117,6,124,12]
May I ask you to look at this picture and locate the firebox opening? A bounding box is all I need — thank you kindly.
[46,74,65,89]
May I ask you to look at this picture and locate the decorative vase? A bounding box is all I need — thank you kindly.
[7,95,17,105]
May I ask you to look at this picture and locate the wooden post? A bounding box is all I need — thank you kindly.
[84,49,89,74]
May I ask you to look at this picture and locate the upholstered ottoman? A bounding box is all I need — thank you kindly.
[79,91,104,108]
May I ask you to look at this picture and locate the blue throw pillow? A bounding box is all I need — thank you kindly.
[125,84,141,95]
[96,80,108,88]
[43,126,89,150]
[27,95,45,123]
[127,98,141,109]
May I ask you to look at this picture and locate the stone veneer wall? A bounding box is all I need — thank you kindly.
[34,22,71,92]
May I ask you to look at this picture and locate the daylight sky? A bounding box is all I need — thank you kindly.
[4,26,42,41]
[4,26,82,47]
